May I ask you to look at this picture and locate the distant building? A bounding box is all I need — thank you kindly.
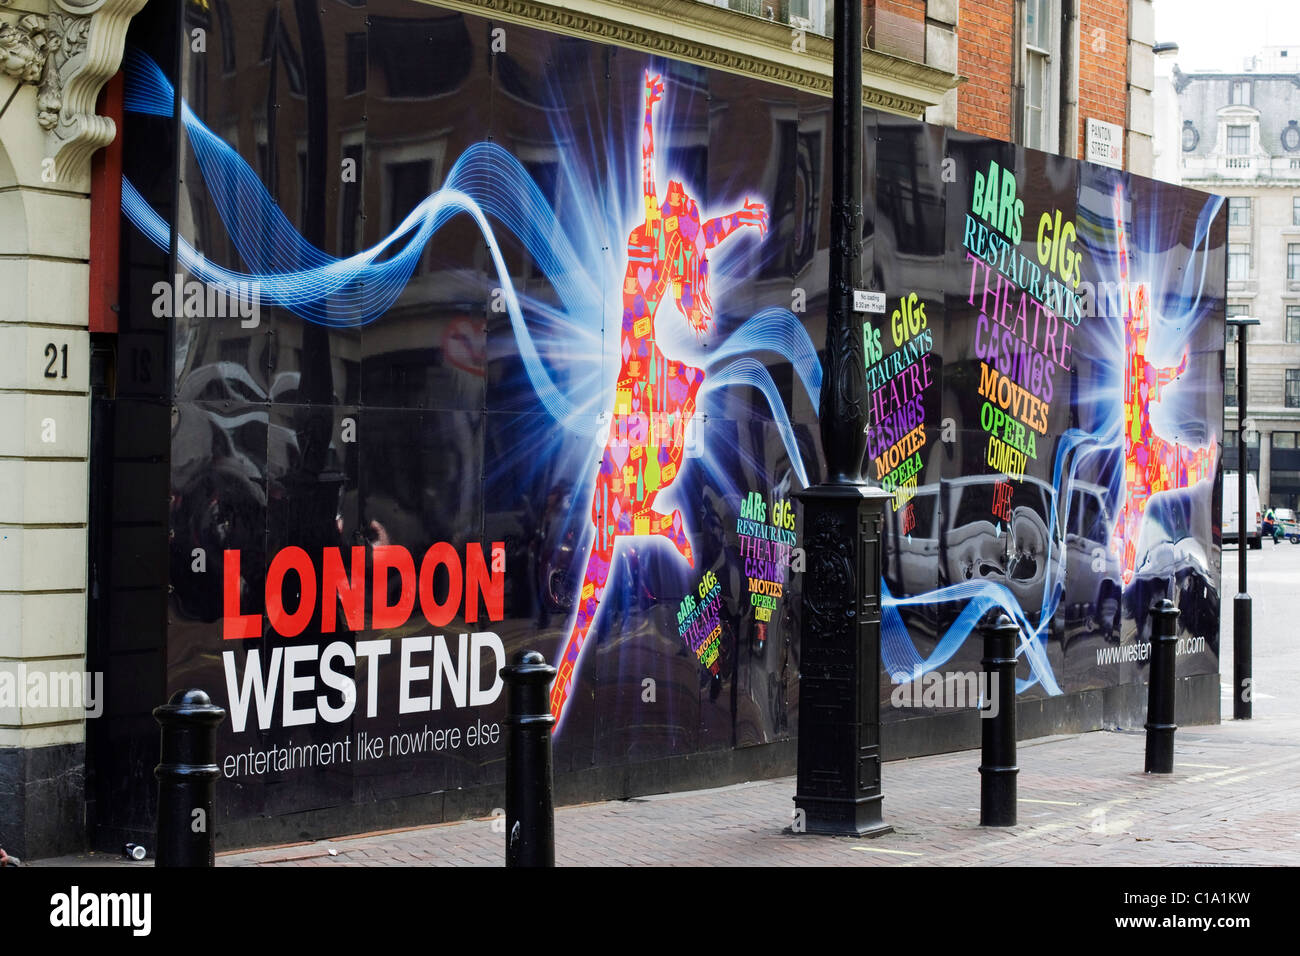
[1169,46,1300,508]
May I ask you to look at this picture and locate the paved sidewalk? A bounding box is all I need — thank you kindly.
[207,546,1300,868]
[202,715,1297,867]
[34,545,1297,868]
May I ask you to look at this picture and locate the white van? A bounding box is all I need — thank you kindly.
[1223,471,1261,549]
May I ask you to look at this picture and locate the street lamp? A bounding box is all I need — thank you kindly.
[791,0,893,837]
[1226,315,1258,720]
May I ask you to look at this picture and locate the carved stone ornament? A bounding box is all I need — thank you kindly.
[434,0,951,116]
[0,0,149,181]
[0,14,47,86]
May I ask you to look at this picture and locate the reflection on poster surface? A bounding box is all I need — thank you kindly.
[119,3,1224,823]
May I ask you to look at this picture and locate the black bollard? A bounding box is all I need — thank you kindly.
[1145,599,1180,773]
[979,612,1019,827]
[501,650,556,867]
[153,688,225,867]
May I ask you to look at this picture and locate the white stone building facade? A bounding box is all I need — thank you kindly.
[1171,48,1300,509]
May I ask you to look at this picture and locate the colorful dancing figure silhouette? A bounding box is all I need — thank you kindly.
[1110,187,1216,586]
[548,71,768,724]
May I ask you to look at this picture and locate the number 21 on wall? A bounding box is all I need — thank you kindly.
[43,342,68,379]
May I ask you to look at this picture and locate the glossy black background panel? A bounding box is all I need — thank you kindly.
[107,0,1226,834]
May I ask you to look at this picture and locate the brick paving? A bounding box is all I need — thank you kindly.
[214,543,1300,867]
[209,713,1300,867]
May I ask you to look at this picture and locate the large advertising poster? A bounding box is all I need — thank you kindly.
[873,129,1225,719]
[117,1,1225,828]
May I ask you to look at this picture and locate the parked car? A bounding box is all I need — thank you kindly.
[885,474,1119,637]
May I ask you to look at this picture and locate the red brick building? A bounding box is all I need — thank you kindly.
[863,0,1155,174]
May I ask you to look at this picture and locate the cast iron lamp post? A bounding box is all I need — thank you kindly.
[792,0,893,837]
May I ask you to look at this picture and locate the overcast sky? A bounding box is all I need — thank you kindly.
[1153,0,1300,71]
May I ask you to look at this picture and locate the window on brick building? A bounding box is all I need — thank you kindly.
[1228,197,1251,227]
[797,0,829,35]
[216,0,236,75]
[1293,196,1300,226]
[1289,305,1300,343]
[345,32,367,95]
[1288,370,1300,408]
[720,0,827,34]
[1022,0,1060,152]
[1290,243,1300,281]
[1228,125,1251,155]
[788,0,815,23]
[385,160,433,273]
[339,142,363,255]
